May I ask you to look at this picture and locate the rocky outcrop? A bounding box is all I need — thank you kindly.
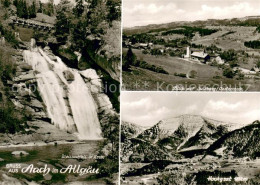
[63,70,75,82]
[80,69,114,115]
[11,151,29,156]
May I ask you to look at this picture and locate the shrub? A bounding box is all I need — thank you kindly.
[137,60,168,74]
[223,67,235,78]
[244,40,260,49]
[0,23,19,47]
[174,73,186,78]
[0,103,27,134]
[220,49,237,62]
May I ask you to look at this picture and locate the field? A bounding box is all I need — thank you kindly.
[122,49,260,91]
[192,26,259,51]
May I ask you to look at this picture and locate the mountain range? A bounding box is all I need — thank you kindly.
[121,115,260,162]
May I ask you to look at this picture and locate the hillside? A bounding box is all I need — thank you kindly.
[124,15,260,35]
[207,120,260,159]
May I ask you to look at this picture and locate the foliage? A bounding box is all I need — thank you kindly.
[128,33,156,44]
[16,0,28,18]
[0,48,16,82]
[0,23,19,47]
[257,26,260,33]
[162,26,218,38]
[54,9,71,43]
[165,38,189,48]
[0,103,27,134]
[174,73,186,78]
[122,47,136,70]
[38,1,43,13]
[220,49,237,62]
[223,67,235,78]
[14,0,36,18]
[73,0,84,17]
[136,60,169,74]
[229,60,239,68]
[106,0,121,22]
[3,0,11,7]
[150,48,163,56]
[157,170,196,185]
[91,115,119,179]
[244,40,260,49]
[43,0,54,16]
[0,49,28,134]
[256,60,260,68]
[28,1,36,18]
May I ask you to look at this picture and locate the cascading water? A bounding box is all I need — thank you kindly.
[23,47,102,140]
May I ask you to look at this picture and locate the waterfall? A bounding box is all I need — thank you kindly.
[23,47,102,140]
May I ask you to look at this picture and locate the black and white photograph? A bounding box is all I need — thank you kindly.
[121,92,260,184]
[122,0,260,91]
[0,0,120,184]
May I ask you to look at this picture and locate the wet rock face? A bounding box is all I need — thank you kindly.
[18,63,32,71]
[11,151,29,156]
[0,37,5,45]
[30,38,36,50]
[63,70,75,82]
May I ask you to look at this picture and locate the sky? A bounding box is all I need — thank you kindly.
[121,92,260,127]
[123,0,260,27]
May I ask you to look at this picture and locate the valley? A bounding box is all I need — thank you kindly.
[121,115,260,184]
[123,17,260,91]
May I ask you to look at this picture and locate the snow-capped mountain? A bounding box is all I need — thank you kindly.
[121,115,256,162]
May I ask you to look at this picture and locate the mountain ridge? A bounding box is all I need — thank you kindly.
[121,114,258,162]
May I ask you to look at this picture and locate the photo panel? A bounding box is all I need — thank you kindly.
[121,92,260,184]
[0,0,120,184]
[122,0,260,91]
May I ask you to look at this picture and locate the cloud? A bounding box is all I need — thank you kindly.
[123,1,260,27]
[201,99,260,124]
[206,100,242,111]
[198,2,259,20]
[121,92,260,127]
[121,97,172,126]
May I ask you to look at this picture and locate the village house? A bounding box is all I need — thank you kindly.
[191,52,210,63]
[184,46,210,63]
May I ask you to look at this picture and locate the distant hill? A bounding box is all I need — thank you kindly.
[124,15,260,35]
[121,121,146,142]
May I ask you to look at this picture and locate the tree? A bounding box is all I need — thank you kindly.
[16,0,28,19]
[28,1,36,18]
[54,9,70,43]
[22,0,28,18]
[106,0,120,22]
[13,0,18,7]
[4,0,11,8]
[220,49,237,62]
[38,1,43,13]
[256,60,260,68]
[223,67,235,78]
[123,48,136,71]
[73,0,84,17]
[125,47,136,65]
[71,20,87,50]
